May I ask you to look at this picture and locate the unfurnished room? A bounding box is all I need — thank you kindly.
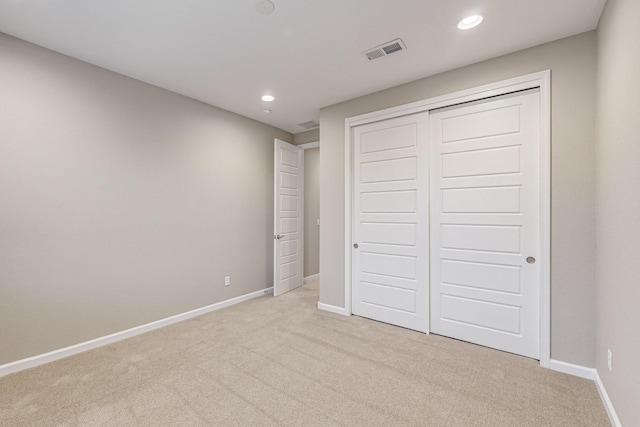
[0,1,638,426]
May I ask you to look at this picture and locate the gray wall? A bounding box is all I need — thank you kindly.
[0,33,292,365]
[596,0,640,424]
[303,147,320,277]
[319,32,597,367]
[293,129,319,145]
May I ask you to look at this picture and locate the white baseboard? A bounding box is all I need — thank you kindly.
[594,370,622,427]
[0,287,273,378]
[317,302,349,316]
[549,359,596,380]
[549,360,620,427]
[303,274,319,283]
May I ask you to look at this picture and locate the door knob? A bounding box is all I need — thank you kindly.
[353,243,359,249]
[526,256,536,264]
[275,234,284,240]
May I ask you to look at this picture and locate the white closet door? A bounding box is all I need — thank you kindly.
[430,89,541,358]
[352,112,429,332]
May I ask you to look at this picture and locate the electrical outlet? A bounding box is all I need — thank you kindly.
[224,276,230,287]
[607,349,613,372]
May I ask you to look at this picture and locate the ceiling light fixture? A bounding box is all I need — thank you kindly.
[261,95,275,102]
[255,0,275,15]
[262,109,272,115]
[457,14,484,30]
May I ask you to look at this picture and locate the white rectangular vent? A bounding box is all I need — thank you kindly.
[297,120,319,130]
[364,38,406,61]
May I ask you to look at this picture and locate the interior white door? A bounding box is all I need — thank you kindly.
[274,139,304,296]
[429,89,541,358]
[352,112,429,332]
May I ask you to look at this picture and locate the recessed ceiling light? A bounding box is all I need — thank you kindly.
[457,14,484,30]
[261,95,275,102]
[255,0,275,15]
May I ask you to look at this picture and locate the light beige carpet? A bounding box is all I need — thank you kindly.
[0,280,609,426]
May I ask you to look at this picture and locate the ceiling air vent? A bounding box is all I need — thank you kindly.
[363,38,407,61]
[297,120,319,130]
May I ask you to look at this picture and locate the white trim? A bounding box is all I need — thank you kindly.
[300,141,318,287]
[344,71,552,367]
[0,287,273,378]
[298,141,319,150]
[346,72,549,128]
[548,359,595,380]
[549,360,621,426]
[303,273,320,283]
[344,124,353,315]
[317,302,350,316]
[594,370,622,427]
[538,71,552,369]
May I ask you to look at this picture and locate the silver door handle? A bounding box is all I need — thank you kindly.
[353,243,359,249]
[275,234,284,240]
[526,257,536,264]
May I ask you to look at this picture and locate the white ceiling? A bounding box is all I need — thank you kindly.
[0,0,606,134]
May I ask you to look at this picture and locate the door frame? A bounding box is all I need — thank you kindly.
[298,140,320,282]
[343,71,551,368]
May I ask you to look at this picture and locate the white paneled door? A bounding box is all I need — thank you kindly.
[429,89,541,358]
[352,112,429,332]
[274,139,303,296]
